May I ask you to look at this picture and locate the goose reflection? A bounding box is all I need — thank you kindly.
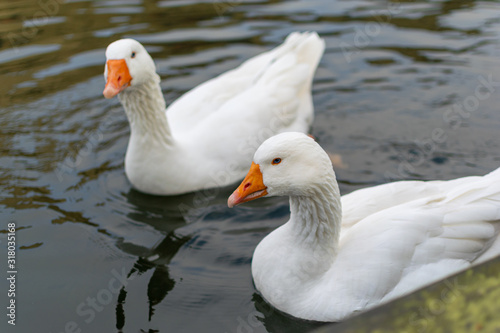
[115,231,190,331]
[114,185,237,331]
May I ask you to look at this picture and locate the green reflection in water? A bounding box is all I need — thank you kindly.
[317,255,500,333]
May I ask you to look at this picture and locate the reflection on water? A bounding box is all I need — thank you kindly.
[316,255,500,333]
[115,232,190,330]
[1,0,499,332]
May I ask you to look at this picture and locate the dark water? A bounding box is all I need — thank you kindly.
[1,0,499,332]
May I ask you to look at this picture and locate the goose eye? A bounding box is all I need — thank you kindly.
[131,52,136,58]
[272,158,282,165]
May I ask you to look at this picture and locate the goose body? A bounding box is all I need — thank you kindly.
[103,32,325,195]
[228,132,500,322]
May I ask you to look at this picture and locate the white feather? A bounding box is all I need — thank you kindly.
[239,132,500,322]
[104,32,325,195]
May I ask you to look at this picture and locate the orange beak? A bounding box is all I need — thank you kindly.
[228,162,268,208]
[103,59,132,99]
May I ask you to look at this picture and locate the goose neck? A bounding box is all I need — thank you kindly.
[118,74,173,145]
[288,178,342,256]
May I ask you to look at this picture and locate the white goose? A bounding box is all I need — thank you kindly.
[103,32,325,195]
[228,132,500,322]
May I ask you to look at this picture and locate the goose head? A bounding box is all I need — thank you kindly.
[103,39,157,98]
[228,132,334,207]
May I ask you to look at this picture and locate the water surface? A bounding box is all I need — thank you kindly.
[1,0,499,332]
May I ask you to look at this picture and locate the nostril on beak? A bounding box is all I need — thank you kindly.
[244,182,251,190]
